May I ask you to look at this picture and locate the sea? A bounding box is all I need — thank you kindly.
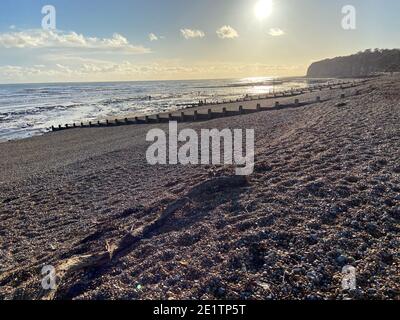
[0,76,329,141]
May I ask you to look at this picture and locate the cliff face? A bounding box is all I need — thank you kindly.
[307,49,400,78]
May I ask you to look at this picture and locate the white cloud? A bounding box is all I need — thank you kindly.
[149,33,159,41]
[268,28,285,37]
[0,29,150,53]
[180,28,205,39]
[0,60,305,83]
[9,25,16,30]
[216,25,239,39]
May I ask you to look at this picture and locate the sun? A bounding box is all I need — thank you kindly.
[254,0,273,20]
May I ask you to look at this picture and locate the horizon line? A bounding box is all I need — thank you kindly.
[0,74,307,86]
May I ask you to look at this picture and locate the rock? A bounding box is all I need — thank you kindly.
[367,288,377,296]
[380,252,394,265]
[292,267,304,275]
[306,234,319,245]
[256,280,271,291]
[350,220,360,229]
[335,102,347,108]
[349,289,365,299]
[307,271,322,285]
[366,223,383,238]
[336,255,349,265]
[390,207,400,220]
[216,287,226,297]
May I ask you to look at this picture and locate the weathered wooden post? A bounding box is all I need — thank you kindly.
[125,118,129,124]
[169,113,173,121]
[256,104,261,111]
[194,110,198,121]
[51,125,55,131]
[222,107,227,116]
[73,123,76,128]
[181,112,185,122]
[65,124,69,129]
[89,122,92,127]
[239,105,243,114]
[295,99,299,106]
[98,121,101,126]
[208,109,212,119]
[81,122,84,127]
[134,117,139,123]
[275,101,280,107]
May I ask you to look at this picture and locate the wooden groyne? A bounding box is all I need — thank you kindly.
[51,80,366,132]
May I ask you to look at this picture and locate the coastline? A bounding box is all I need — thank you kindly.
[0,75,399,300]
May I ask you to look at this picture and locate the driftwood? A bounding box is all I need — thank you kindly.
[41,175,248,300]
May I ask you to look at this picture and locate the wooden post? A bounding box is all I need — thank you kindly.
[295,99,299,106]
[181,112,185,122]
[58,125,62,130]
[145,116,150,123]
[51,126,55,131]
[222,107,227,116]
[239,105,243,114]
[275,101,280,107]
[106,120,109,126]
[134,117,139,123]
[81,122,84,127]
[194,111,198,121]
[208,109,212,119]
[169,113,173,121]
[316,96,321,102]
[89,122,92,127]
[256,104,261,111]
[73,123,76,128]
[125,118,129,124]
[64,124,68,129]
[156,115,161,123]
[98,121,101,126]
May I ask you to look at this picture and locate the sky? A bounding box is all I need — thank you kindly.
[0,0,399,83]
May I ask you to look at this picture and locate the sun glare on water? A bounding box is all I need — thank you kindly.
[254,0,273,20]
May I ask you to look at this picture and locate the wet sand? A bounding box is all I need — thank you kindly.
[0,75,399,300]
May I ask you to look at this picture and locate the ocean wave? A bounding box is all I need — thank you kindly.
[0,77,321,141]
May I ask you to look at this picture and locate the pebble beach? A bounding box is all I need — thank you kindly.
[0,75,399,300]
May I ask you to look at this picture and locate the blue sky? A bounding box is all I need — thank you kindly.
[0,0,399,83]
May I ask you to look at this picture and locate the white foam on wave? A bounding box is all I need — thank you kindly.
[0,77,321,141]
